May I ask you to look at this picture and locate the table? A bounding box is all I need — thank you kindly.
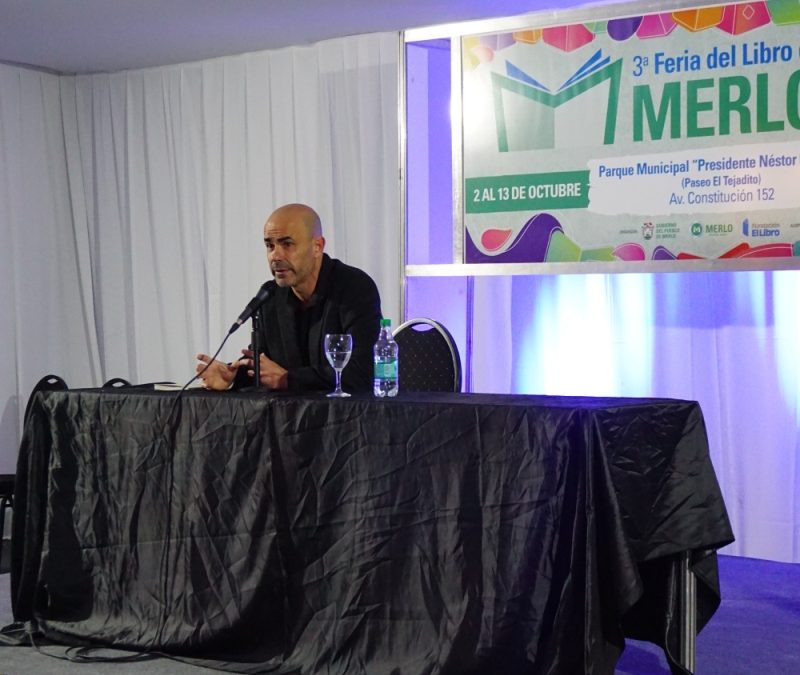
[11,389,734,674]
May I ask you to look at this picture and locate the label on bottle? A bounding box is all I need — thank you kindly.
[374,360,398,379]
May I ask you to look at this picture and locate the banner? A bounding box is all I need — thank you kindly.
[462,2,800,266]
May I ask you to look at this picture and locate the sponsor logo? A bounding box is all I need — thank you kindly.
[700,222,734,236]
[743,218,781,237]
[643,221,679,240]
[691,222,703,237]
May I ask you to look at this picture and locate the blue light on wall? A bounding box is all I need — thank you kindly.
[773,271,800,418]
[510,274,654,396]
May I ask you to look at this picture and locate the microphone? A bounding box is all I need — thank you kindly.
[228,282,273,334]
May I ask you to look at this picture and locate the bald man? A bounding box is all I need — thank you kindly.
[196,203,382,392]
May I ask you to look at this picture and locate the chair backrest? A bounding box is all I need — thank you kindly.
[23,374,68,426]
[102,377,132,389]
[392,318,462,393]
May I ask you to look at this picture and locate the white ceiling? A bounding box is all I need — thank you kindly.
[0,0,625,75]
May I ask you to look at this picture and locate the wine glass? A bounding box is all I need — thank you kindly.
[324,334,353,398]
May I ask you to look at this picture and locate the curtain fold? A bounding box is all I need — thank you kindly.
[64,31,401,383]
[4,28,795,563]
[0,33,400,474]
[0,65,102,474]
[461,269,800,562]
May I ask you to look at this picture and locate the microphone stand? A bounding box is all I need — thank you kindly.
[251,309,262,389]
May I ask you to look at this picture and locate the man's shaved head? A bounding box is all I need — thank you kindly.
[263,203,325,302]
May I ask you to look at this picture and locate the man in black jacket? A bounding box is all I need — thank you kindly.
[196,203,382,392]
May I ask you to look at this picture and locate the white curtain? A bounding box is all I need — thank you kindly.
[4,28,797,563]
[409,270,800,562]
[462,271,800,562]
[0,32,400,474]
[0,65,102,474]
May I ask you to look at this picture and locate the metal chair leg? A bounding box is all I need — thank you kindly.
[679,550,697,673]
[0,496,8,571]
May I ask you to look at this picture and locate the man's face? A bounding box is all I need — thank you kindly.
[263,214,322,294]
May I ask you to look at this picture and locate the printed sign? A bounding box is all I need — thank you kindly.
[462,2,800,266]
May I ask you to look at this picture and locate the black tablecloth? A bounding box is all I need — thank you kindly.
[10,389,734,674]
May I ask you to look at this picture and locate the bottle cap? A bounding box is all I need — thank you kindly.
[380,318,391,327]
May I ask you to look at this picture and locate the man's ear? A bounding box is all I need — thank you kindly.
[314,236,326,256]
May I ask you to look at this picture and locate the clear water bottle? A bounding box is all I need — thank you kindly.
[373,318,399,397]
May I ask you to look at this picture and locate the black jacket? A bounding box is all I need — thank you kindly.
[238,254,382,392]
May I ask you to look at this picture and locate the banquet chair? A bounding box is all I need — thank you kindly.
[2,374,69,572]
[392,318,462,392]
[22,374,68,429]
